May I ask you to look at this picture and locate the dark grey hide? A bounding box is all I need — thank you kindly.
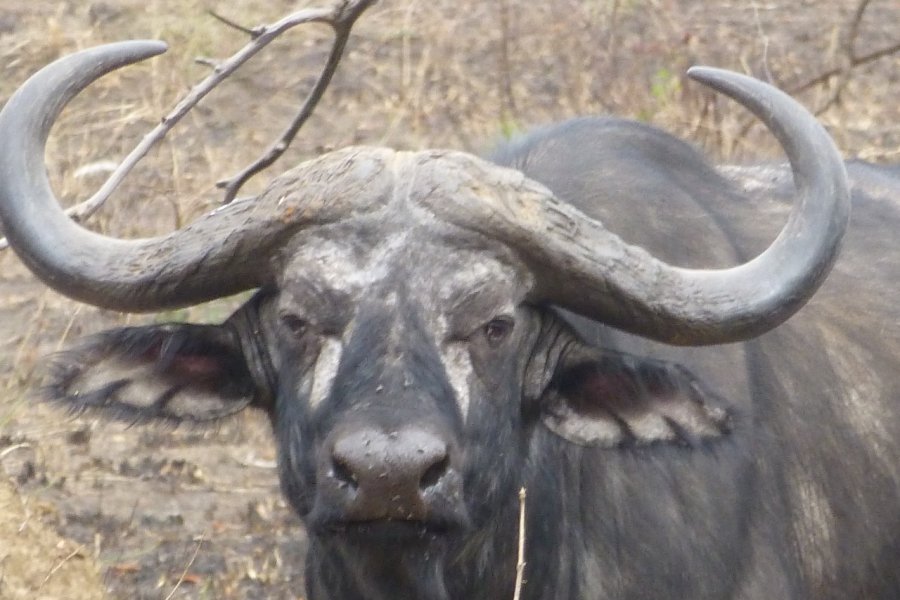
[43,118,900,600]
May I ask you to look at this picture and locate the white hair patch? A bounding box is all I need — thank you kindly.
[309,338,343,410]
[441,342,473,419]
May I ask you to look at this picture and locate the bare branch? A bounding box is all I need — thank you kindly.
[0,0,377,250]
[790,40,900,97]
[794,0,900,116]
[806,0,869,116]
[727,0,898,155]
[217,0,377,203]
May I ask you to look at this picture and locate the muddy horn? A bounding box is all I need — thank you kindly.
[428,68,850,345]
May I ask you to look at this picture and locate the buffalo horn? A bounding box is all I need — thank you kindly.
[424,68,850,345]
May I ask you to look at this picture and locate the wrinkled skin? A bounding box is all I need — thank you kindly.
[45,117,900,599]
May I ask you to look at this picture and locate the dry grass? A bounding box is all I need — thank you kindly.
[0,476,105,600]
[0,0,897,597]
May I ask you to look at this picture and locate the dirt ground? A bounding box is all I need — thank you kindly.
[0,0,897,598]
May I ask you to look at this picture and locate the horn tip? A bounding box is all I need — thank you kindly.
[117,39,169,59]
[686,66,726,84]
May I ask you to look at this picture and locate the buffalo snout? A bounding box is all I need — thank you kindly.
[313,423,468,532]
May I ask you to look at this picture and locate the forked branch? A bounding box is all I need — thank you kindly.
[217,0,373,203]
[0,0,376,250]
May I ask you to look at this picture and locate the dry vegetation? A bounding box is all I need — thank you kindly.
[0,0,897,598]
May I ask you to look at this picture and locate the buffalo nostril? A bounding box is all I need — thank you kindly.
[327,426,457,522]
[419,453,450,490]
[331,456,359,490]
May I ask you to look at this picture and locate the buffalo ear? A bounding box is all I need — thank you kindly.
[44,322,258,424]
[541,348,732,448]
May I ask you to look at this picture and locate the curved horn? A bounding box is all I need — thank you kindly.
[426,68,849,345]
[0,42,391,312]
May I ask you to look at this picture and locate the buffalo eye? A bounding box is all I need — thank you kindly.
[281,313,309,338]
[482,317,514,347]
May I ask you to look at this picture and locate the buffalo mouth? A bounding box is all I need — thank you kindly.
[309,515,470,544]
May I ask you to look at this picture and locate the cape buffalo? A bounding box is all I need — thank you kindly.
[1,41,899,599]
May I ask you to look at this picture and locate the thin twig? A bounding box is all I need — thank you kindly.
[0,443,32,460]
[164,534,205,600]
[193,56,222,70]
[0,0,377,250]
[605,0,621,79]
[208,9,259,38]
[217,0,377,203]
[496,0,518,128]
[513,487,527,600]
[37,545,86,593]
[55,303,83,351]
[847,0,871,57]
[751,2,773,84]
